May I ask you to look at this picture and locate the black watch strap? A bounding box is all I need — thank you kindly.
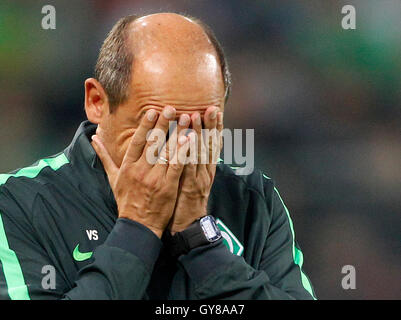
[166,215,221,257]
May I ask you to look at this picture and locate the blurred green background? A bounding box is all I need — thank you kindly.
[1,0,400,299]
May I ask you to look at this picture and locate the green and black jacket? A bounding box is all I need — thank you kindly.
[0,121,316,300]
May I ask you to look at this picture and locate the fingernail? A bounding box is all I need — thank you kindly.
[178,135,187,145]
[163,106,175,119]
[147,109,156,121]
[210,108,218,120]
[91,135,99,144]
[179,114,190,126]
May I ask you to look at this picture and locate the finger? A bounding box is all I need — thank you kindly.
[203,106,218,131]
[158,113,191,164]
[209,128,220,164]
[190,112,203,169]
[203,107,219,164]
[165,135,190,180]
[141,106,176,164]
[217,111,223,132]
[173,113,191,156]
[182,131,197,177]
[209,112,223,166]
[216,111,224,160]
[206,112,223,176]
[124,109,159,163]
[91,135,119,180]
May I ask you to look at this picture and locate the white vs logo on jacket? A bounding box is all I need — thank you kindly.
[86,230,98,241]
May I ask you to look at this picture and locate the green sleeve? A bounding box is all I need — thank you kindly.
[64,219,162,300]
[0,194,161,300]
[178,184,317,300]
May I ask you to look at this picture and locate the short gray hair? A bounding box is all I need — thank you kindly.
[94,14,231,112]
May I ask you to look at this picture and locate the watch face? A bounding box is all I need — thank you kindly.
[200,216,221,242]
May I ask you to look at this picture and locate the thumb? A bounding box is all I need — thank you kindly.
[91,135,119,185]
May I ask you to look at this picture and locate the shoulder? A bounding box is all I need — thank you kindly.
[0,152,71,217]
[214,163,276,202]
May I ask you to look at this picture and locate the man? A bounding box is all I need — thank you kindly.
[0,13,316,299]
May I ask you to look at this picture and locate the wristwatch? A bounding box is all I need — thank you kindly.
[166,215,222,257]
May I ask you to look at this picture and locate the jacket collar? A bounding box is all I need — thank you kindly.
[65,120,102,170]
[64,121,117,214]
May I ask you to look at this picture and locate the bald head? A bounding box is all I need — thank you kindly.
[132,13,214,55]
[128,14,223,107]
[94,13,231,112]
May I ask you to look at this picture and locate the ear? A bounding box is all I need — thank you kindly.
[84,78,109,124]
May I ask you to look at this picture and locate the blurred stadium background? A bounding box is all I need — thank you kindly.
[0,0,400,299]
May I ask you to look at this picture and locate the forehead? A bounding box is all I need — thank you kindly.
[132,52,223,101]
[127,14,225,105]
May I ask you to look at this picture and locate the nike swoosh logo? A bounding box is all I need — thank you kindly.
[73,244,93,262]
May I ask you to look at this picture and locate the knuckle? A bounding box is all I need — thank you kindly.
[159,183,171,193]
[130,136,144,147]
[124,165,144,181]
[135,170,146,182]
[168,163,182,173]
[142,118,155,128]
[144,176,158,189]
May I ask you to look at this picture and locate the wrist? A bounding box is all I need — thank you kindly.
[166,215,222,257]
[170,213,207,234]
[118,212,165,239]
[148,227,164,239]
[106,218,163,271]
[171,202,208,234]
